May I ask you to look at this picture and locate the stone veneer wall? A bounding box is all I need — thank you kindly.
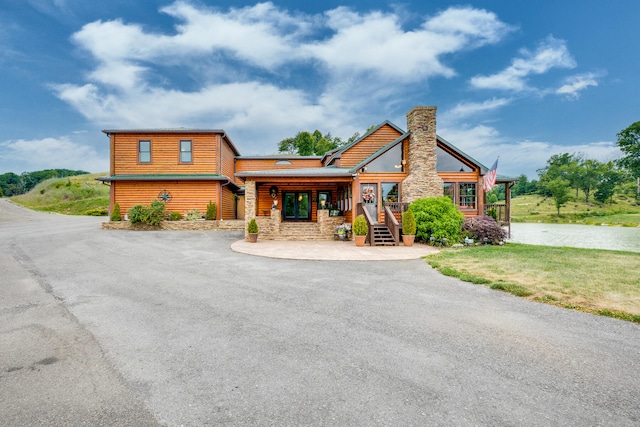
[244,180,257,238]
[102,220,244,230]
[402,106,443,203]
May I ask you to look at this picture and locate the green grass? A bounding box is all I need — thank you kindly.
[427,243,640,323]
[511,193,640,225]
[11,173,110,216]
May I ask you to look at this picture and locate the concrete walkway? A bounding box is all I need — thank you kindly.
[231,239,439,260]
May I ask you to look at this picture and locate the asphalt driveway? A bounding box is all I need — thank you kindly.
[1,198,639,426]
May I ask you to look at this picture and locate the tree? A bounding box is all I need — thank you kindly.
[594,161,622,205]
[276,130,357,156]
[537,153,581,197]
[616,121,640,178]
[575,159,603,203]
[544,178,571,215]
[616,121,640,201]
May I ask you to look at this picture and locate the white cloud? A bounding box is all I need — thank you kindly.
[556,72,599,99]
[309,6,513,80]
[52,1,516,154]
[443,97,513,121]
[438,125,620,179]
[470,36,576,91]
[0,135,108,174]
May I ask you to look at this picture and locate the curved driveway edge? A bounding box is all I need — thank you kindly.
[231,239,439,260]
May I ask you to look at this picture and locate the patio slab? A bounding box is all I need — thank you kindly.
[231,239,439,260]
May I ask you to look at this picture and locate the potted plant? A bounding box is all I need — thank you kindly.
[334,223,352,240]
[352,214,368,246]
[401,209,416,247]
[247,218,259,243]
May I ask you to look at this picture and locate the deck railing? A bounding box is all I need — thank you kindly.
[384,206,400,244]
[484,203,508,224]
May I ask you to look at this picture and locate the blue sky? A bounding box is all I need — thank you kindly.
[1,0,638,178]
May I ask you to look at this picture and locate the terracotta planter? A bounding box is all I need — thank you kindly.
[354,235,367,247]
[402,234,415,247]
[247,233,258,243]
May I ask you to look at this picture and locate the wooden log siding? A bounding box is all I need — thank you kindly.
[112,133,220,175]
[113,181,220,217]
[338,125,403,168]
[221,139,236,184]
[221,186,236,220]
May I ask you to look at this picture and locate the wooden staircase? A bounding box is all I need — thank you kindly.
[369,223,397,246]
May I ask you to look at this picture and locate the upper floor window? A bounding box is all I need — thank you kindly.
[138,140,151,163]
[436,146,473,172]
[180,140,192,163]
[366,144,404,172]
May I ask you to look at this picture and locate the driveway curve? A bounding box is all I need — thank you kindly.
[1,198,639,426]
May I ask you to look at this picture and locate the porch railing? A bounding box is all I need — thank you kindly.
[357,202,375,245]
[484,203,508,224]
[384,206,400,244]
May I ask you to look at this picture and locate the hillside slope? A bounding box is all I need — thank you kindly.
[10,173,109,216]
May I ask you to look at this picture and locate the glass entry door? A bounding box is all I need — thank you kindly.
[361,184,378,222]
[283,192,310,220]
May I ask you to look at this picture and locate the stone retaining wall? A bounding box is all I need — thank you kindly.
[102,220,245,231]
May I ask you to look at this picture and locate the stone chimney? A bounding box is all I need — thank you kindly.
[402,106,443,203]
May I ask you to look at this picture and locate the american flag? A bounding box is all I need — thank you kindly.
[483,158,498,192]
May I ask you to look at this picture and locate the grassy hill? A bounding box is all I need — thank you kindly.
[10,173,110,216]
[511,193,640,226]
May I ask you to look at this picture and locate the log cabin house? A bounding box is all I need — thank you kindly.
[98,106,514,244]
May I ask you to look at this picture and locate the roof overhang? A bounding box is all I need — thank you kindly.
[236,167,353,180]
[95,174,240,190]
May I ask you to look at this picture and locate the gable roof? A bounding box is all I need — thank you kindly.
[322,120,405,165]
[436,135,489,175]
[349,131,409,173]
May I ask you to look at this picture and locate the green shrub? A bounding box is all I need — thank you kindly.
[128,204,146,224]
[247,218,259,233]
[185,209,201,221]
[85,208,107,216]
[206,200,217,220]
[168,211,183,221]
[128,201,165,226]
[409,197,464,245]
[401,209,416,235]
[110,202,122,221]
[353,214,368,235]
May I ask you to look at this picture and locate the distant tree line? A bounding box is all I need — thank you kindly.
[508,120,640,215]
[0,169,89,197]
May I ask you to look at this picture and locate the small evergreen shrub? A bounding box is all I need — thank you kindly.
[247,218,259,233]
[401,209,416,235]
[410,197,464,245]
[185,209,201,221]
[85,208,107,216]
[462,215,507,244]
[128,201,165,226]
[168,211,183,221]
[110,202,122,221]
[353,214,368,236]
[206,200,217,220]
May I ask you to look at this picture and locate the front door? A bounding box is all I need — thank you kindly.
[361,184,378,222]
[283,192,311,220]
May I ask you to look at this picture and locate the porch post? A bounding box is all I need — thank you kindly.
[244,180,256,237]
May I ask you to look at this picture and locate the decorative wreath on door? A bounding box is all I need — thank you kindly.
[362,186,375,202]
